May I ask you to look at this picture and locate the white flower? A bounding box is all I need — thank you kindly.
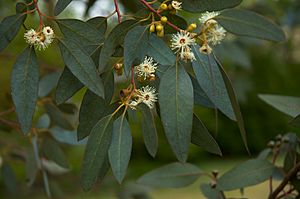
[137,86,158,109]
[128,100,139,110]
[171,1,182,10]
[206,25,226,45]
[199,11,220,24]
[42,26,54,37]
[171,31,196,61]
[24,29,38,45]
[135,56,158,80]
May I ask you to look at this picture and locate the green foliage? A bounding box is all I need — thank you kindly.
[181,0,242,13]
[137,162,202,188]
[54,0,73,16]
[159,63,194,163]
[11,47,39,134]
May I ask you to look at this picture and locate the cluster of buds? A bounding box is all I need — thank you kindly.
[267,134,289,149]
[198,11,226,54]
[149,16,168,37]
[171,30,196,62]
[24,26,55,50]
[160,1,182,14]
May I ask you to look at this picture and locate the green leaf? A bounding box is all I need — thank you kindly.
[11,47,39,134]
[191,76,215,108]
[217,159,275,190]
[56,19,105,54]
[54,0,72,16]
[0,14,26,52]
[192,46,235,120]
[159,63,194,163]
[55,67,84,104]
[81,115,113,191]
[50,126,87,145]
[137,162,202,188]
[109,115,132,183]
[78,90,113,140]
[99,20,137,72]
[1,164,19,196]
[192,115,222,156]
[138,104,158,157]
[102,70,115,104]
[124,26,176,75]
[200,184,225,199]
[258,94,300,117]
[38,71,61,98]
[42,138,69,169]
[215,56,249,153]
[87,17,107,36]
[45,103,74,130]
[58,38,105,98]
[164,14,187,34]
[25,149,38,187]
[181,0,242,13]
[215,9,286,42]
[58,103,78,114]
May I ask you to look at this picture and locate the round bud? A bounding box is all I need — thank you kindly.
[267,140,275,148]
[187,23,197,31]
[150,24,155,33]
[160,16,168,23]
[160,3,168,10]
[156,24,163,32]
[157,28,164,37]
[39,34,46,42]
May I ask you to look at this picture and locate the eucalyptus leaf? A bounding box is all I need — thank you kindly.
[200,184,225,199]
[55,67,84,105]
[258,94,300,117]
[45,103,74,130]
[192,115,222,156]
[0,14,26,52]
[99,20,138,72]
[58,38,105,98]
[159,63,193,163]
[216,9,286,42]
[109,115,132,183]
[192,45,235,120]
[50,126,87,145]
[54,0,72,16]
[38,71,61,98]
[217,159,275,190]
[124,26,175,75]
[138,104,158,157]
[181,0,242,13]
[191,76,215,108]
[137,162,202,188]
[81,115,113,191]
[11,47,39,134]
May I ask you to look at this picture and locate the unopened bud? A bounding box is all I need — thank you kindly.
[160,16,168,23]
[187,23,197,31]
[160,3,168,10]
[150,24,155,33]
[156,24,164,32]
[157,28,164,37]
[199,44,212,54]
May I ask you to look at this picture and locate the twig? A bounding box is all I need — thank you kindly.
[114,0,122,23]
[139,0,181,32]
[268,162,300,199]
[0,108,15,117]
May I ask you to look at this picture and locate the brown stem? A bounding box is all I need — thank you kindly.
[114,0,122,23]
[139,0,181,32]
[268,162,300,199]
[0,108,15,117]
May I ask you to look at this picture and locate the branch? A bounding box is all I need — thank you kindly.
[114,0,122,23]
[139,0,181,32]
[268,162,300,199]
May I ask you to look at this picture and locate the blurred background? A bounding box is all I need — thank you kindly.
[0,0,300,198]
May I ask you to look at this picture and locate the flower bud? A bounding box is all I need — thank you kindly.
[156,24,163,32]
[157,28,164,37]
[150,24,155,33]
[199,44,212,54]
[187,23,197,31]
[267,140,275,148]
[160,3,168,10]
[160,16,168,23]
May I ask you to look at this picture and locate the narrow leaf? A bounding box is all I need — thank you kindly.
[45,103,74,130]
[109,115,132,183]
[182,0,242,13]
[159,63,194,162]
[0,14,26,52]
[99,20,137,72]
[191,76,215,108]
[11,47,39,134]
[81,115,113,191]
[138,104,158,157]
[258,94,300,117]
[54,0,72,16]
[192,45,235,120]
[215,9,286,42]
[217,159,275,190]
[192,115,222,156]
[58,38,105,98]
[137,162,202,188]
[38,71,61,98]
[55,67,84,104]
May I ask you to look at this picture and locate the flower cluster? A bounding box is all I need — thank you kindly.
[171,30,196,62]
[129,86,158,109]
[199,11,226,54]
[135,56,158,80]
[24,26,55,50]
